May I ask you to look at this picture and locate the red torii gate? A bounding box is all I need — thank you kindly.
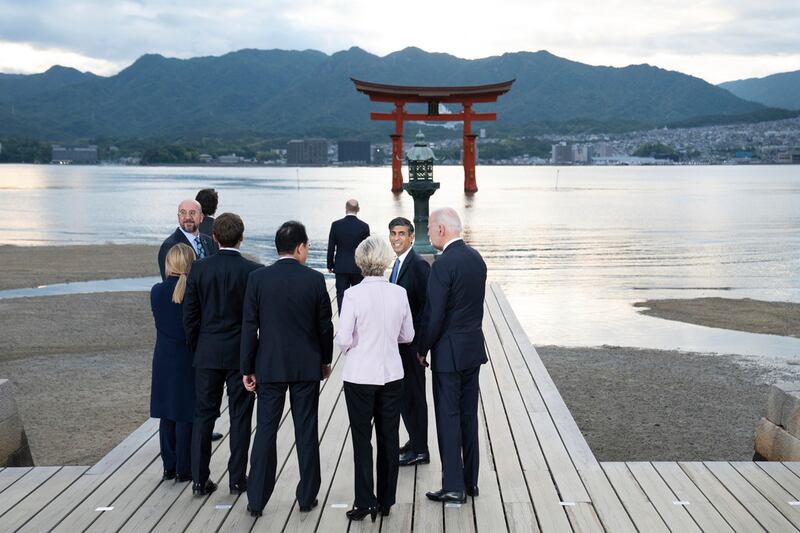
[352,78,514,193]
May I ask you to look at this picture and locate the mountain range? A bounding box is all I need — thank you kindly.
[719,70,800,111]
[0,47,795,140]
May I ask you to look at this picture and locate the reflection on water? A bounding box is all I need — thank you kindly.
[0,164,798,360]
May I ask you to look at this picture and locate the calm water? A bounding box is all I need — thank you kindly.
[1,164,799,360]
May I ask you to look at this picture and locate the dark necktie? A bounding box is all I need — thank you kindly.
[390,257,400,283]
[194,236,205,259]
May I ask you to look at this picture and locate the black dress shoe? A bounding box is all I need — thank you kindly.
[162,469,176,481]
[230,482,247,494]
[299,498,318,512]
[398,440,412,454]
[246,504,262,517]
[192,479,217,496]
[380,505,391,516]
[346,506,378,522]
[466,486,479,497]
[175,473,192,483]
[425,489,466,504]
[399,451,430,466]
[211,432,223,441]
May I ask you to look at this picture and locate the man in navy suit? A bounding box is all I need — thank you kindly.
[158,199,216,280]
[327,199,370,313]
[183,213,262,496]
[241,220,334,517]
[388,217,431,467]
[418,207,487,504]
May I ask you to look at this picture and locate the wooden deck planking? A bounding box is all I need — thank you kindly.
[0,466,88,531]
[756,462,800,499]
[626,462,702,532]
[730,461,800,530]
[652,462,734,533]
[0,467,61,520]
[0,467,32,495]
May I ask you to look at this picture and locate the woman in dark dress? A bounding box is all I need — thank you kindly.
[150,243,196,482]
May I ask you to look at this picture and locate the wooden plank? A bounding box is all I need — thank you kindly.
[756,462,800,498]
[119,404,236,532]
[0,467,32,494]
[784,462,800,479]
[626,462,701,532]
[0,467,60,518]
[652,462,734,533]
[380,421,415,533]
[730,461,800,530]
[490,285,596,471]
[564,502,604,532]
[315,426,356,533]
[679,462,767,533]
[474,392,515,533]
[86,417,160,476]
[601,462,671,533]
[414,365,444,533]
[0,466,87,531]
[579,469,638,533]
[479,322,568,532]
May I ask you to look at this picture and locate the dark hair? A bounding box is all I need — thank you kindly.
[275,220,308,254]
[195,188,219,216]
[388,216,414,234]
[212,212,244,247]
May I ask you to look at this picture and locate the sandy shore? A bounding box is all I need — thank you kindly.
[635,297,800,338]
[0,244,159,290]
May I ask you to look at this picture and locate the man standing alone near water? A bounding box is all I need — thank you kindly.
[419,207,487,504]
[327,199,370,313]
[158,198,215,280]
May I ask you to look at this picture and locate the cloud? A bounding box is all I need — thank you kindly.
[0,0,797,82]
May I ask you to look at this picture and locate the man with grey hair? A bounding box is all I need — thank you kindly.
[418,207,487,504]
[158,198,216,280]
[327,199,370,313]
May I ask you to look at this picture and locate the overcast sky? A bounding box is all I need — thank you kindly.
[1,0,798,84]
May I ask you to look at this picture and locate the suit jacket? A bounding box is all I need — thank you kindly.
[418,240,488,373]
[395,248,431,352]
[198,216,220,252]
[240,258,334,383]
[182,249,262,369]
[326,215,370,274]
[158,228,216,280]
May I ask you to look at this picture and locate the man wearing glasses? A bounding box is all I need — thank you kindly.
[158,198,216,280]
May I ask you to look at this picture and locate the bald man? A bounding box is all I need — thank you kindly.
[158,199,216,280]
[418,207,487,505]
[326,199,370,314]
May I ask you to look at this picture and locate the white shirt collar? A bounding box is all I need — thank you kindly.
[391,247,411,280]
[179,227,199,243]
[442,237,463,251]
[218,247,239,253]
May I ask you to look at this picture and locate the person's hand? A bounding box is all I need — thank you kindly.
[417,354,429,368]
[328,268,334,273]
[243,374,257,392]
[321,364,332,380]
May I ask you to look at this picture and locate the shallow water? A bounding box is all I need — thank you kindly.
[1,164,798,360]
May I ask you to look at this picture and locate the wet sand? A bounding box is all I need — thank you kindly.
[0,244,159,290]
[635,297,800,338]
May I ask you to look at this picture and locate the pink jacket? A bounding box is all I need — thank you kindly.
[335,276,414,385]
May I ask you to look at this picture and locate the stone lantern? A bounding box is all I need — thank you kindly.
[403,131,440,255]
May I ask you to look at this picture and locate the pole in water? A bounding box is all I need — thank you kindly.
[296,168,300,189]
[555,169,560,190]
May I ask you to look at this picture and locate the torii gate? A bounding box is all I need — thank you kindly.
[352,78,514,193]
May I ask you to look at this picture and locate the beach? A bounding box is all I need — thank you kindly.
[0,243,797,465]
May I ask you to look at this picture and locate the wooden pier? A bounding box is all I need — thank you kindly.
[2,283,800,531]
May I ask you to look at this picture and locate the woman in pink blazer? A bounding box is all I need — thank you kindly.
[336,236,414,522]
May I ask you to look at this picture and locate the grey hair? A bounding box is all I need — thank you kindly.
[345,199,360,214]
[431,207,462,234]
[355,236,393,277]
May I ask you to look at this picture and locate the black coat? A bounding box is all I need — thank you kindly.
[418,240,488,373]
[158,228,216,280]
[327,216,370,274]
[240,258,334,383]
[395,248,431,352]
[150,277,195,423]
[198,216,220,252]
[183,249,262,370]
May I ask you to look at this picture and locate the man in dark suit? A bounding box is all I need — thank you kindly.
[418,207,487,504]
[183,213,262,496]
[196,188,220,252]
[388,217,431,467]
[327,199,370,313]
[158,199,216,280]
[241,220,334,517]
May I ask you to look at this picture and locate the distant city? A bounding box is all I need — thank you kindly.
[5,115,800,167]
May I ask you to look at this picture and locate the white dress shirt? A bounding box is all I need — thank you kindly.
[335,276,415,385]
[442,237,463,251]
[390,247,411,282]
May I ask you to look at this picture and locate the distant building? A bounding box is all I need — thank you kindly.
[287,139,328,165]
[337,140,371,164]
[217,153,243,164]
[551,142,572,164]
[372,145,387,165]
[51,145,99,164]
[198,153,213,164]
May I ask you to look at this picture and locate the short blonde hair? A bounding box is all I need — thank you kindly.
[164,243,196,304]
[355,236,392,277]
